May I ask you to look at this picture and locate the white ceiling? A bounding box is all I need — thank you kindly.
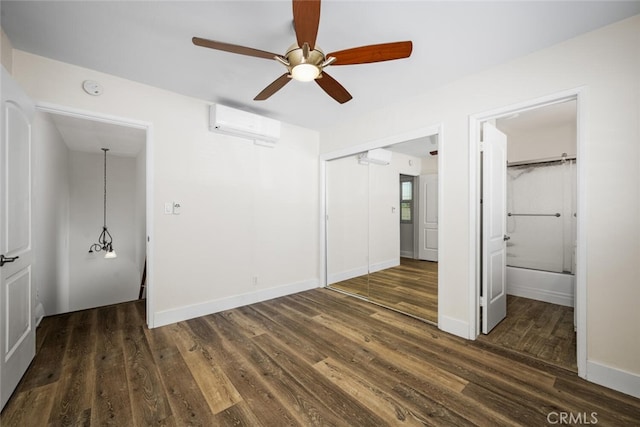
[49,113,146,157]
[3,1,639,131]
[386,135,438,158]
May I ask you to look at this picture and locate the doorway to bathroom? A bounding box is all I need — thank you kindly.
[473,96,581,372]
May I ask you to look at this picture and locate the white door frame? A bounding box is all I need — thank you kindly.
[35,102,156,327]
[468,87,587,377]
[319,124,443,323]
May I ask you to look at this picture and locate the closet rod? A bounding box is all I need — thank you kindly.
[508,213,561,217]
[507,155,576,167]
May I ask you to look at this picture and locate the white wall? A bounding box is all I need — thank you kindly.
[68,151,140,311]
[369,151,422,270]
[421,154,438,174]
[10,49,320,325]
[504,122,577,163]
[320,15,640,390]
[327,151,422,282]
[32,112,70,315]
[326,155,369,284]
[1,28,13,73]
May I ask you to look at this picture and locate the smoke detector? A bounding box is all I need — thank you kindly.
[82,80,103,96]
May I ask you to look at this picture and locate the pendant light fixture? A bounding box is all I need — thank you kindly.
[88,148,117,259]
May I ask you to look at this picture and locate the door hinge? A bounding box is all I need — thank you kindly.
[479,142,485,152]
[480,296,487,307]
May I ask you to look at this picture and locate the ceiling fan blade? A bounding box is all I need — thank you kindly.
[254,73,292,101]
[292,0,321,50]
[327,41,413,65]
[192,37,280,60]
[315,72,352,104]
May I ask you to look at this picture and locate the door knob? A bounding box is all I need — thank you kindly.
[503,235,511,241]
[0,254,19,267]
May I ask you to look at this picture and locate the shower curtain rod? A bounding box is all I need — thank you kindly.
[507,155,576,167]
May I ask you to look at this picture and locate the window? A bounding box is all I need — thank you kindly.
[400,179,413,223]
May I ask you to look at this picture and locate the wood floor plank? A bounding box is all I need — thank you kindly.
[212,401,266,427]
[250,332,387,426]
[478,295,577,371]
[251,299,376,366]
[144,325,215,425]
[2,289,639,427]
[186,316,301,426]
[0,383,58,427]
[208,312,357,426]
[313,356,434,426]
[47,310,98,426]
[16,313,71,392]
[122,320,173,425]
[331,258,438,323]
[93,305,134,425]
[170,321,242,415]
[235,305,327,365]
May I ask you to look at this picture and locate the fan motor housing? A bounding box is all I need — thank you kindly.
[285,44,326,69]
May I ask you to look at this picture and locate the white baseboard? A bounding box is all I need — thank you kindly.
[587,360,640,399]
[507,285,574,307]
[153,278,319,328]
[327,266,368,285]
[400,250,414,258]
[369,258,400,273]
[440,315,471,339]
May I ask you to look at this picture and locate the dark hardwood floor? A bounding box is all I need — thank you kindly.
[330,258,438,323]
[478,295,577,372]
[2,288,638,426]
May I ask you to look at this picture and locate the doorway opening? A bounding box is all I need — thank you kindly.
[323,127,441,325]
[33,104,153,324]
[470,91,585,375]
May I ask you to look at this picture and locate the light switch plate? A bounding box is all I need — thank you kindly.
[164,202,173,215]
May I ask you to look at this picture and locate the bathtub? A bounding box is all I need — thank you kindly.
[506,266,575,307]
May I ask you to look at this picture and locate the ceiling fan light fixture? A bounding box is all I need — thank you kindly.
[291,63,320,82]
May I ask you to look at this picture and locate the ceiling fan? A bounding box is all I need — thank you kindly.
[193,0,413,104]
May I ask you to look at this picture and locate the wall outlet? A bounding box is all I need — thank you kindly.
[252,276,258,286]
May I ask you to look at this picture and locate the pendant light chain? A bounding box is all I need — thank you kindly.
[103,148,107,228]
[88,148,116,257]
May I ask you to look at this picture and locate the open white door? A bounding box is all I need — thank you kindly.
[481,122,508,334]
[1,67,36,410]
[417,174,438,261]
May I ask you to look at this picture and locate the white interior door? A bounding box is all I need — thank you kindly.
[1,67,36,410]
[417,174,438,261]
[481,122,508,334]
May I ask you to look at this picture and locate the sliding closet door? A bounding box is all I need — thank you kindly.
[326,155,369,296]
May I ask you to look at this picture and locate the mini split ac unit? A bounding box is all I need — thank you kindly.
[358,148,392,165]
[209,104,281,147]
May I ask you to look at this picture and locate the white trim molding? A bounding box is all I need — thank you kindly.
[440,315,471,339]
[467,88,587,377]
[153,279,320,328]
[321,123,444,326]
[587,360,640,399]
[34,101,156,327]
[327,266,369,286]
[369,258,400,274]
